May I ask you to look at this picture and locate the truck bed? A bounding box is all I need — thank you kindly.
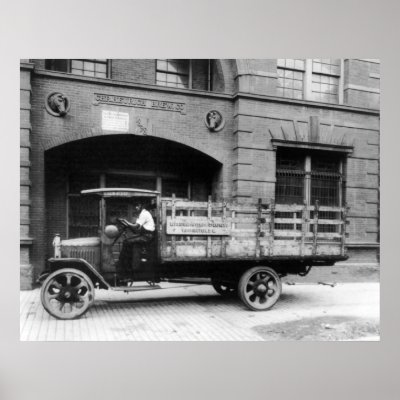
[160,198,349,263]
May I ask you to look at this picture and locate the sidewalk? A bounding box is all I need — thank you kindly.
[20,282,380,341]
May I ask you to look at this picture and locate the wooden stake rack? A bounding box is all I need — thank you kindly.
[160,197,348,262]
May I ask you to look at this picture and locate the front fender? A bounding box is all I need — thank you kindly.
[39,258,110,289]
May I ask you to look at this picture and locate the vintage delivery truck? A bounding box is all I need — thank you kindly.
[38,188,349,319]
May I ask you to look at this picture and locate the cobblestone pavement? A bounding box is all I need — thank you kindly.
[20,282,379,341]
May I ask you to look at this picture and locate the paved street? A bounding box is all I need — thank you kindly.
[20,282,379,341]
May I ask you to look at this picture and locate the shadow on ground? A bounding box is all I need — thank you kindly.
[92,288,314,312]
[253,315,380,341]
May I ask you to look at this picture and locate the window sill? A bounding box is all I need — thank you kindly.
[271,139,354,154]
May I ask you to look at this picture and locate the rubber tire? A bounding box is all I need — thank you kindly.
[238,266,282,311]
[40,268,95,320]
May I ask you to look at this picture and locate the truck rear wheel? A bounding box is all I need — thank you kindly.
[238,267,282,311]
[40,268,95,320]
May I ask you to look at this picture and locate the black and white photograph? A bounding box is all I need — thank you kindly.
[19,58,380,341]
[2,1,400,399]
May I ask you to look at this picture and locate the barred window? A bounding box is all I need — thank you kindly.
[156,59,190,88]
[68,196,99,238]
[45,59,108,78]
[68,174,100,238]
[66,173,191,238]
[276,151,305,204]
[105,174,157,190]
[162,179,189,198]
[276,150,344,207]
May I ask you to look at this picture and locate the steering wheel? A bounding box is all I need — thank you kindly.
[116,218,129,228]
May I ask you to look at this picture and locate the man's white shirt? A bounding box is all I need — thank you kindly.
[136,209,155,232]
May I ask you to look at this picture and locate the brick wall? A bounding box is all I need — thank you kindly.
[29,71,235,278]
[232,95,379,262]
[344,59,380,109]
[111,59,155,83]
[22,59,380,288]
[20,61,34,289]
[235,59,278,96]
[30,59,237,95]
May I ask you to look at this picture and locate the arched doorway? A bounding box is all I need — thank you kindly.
[44,134,222,251]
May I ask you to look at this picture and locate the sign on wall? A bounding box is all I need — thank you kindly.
[102,110,129,132]
[166,217,231,236]
[95,93,186,115]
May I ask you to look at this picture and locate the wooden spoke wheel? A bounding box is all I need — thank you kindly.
[211,279,237,296]
[238,267,282,311]
[40,268,95,320]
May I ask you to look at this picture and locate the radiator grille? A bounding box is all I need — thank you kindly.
[64,247,98,267]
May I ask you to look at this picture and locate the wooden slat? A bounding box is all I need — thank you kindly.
[341,203,350,256]
[165,238,272,246]
[207,195,212,258]
[231,210,236,232]
[163,200,343,214]
[171,194,176,257]
[221,201,227,257]
[300,200,307,256]
[316,233,342,239]
[230,232,258,238]
[312,200,319,255]
[274,204,304,212]
[269,200,275,255]
[230,217,268,223]
[273,231,303,237]
[161,201,167,260]
[231,228,257,233]
[164,240,210,246]
[163,200,224,208]
[274,218,303,224]
[229,205,261,213]
[315,220,343,225]
[307,205,344,212]
[256,198,261,258]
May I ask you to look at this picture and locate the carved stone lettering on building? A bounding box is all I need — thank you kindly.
[94,93,186,115]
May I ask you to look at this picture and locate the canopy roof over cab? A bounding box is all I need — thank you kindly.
[81,188,160,198]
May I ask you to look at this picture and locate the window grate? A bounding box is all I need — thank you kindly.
[311,171,341,207]
[276,169,305,205]
[276,150,344,209]
[68,196,99,238]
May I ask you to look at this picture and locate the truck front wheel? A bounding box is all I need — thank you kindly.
[238,267,282,311]
[40,268,95,320]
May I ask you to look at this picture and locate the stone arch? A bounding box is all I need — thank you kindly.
[41,128,224,165]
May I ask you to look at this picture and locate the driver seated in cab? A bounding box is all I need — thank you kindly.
[117,202,155,272]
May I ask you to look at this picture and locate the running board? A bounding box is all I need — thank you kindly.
[111,285,161,292]
[162,278,211,285]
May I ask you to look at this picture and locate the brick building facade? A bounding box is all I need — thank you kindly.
[20,59,380,289]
